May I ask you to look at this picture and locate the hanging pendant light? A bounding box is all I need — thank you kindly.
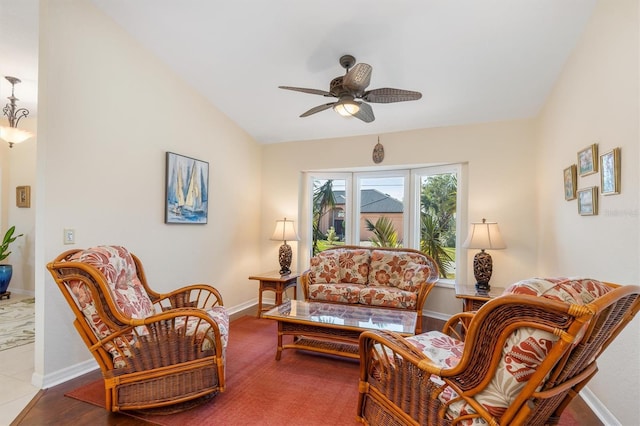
[1,76,34,148]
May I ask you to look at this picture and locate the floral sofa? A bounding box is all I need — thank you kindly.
[357,277,640,425]
[300,245,439,333]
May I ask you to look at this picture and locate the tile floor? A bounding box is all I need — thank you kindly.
[0,294,38,425]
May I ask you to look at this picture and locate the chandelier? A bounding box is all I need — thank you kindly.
[1,76,33,148]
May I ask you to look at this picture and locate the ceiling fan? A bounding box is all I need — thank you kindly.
[279,54,422,123]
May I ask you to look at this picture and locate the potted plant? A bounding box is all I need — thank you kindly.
[0,226,24,295]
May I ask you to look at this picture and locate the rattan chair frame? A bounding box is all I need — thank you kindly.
[357,282,640,426]
[47,248,227,412]
[301,245,439,334]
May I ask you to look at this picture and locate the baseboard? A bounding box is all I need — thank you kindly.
[38,358,98,389]
[227,298,257,315]
[423,309,451,322]
[4,288,35,297]
[580,387,621,426]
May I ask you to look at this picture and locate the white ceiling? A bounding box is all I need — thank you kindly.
[1,0,596,144]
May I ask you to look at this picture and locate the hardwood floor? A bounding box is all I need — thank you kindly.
[12,310,603,425]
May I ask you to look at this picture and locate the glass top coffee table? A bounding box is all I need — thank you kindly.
[262,300,417,360]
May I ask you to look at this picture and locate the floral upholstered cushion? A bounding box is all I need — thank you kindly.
[173,306,229,351]
[308,251,340,283]
[368,250,427,287]
[336,248,370,284]
[397,263,432,292]
[503,277,611,303]
[69,245,155,319]
[406,331,464,369]
[309,249,370,284]
[359,286,418,309]
[306,282,364,303]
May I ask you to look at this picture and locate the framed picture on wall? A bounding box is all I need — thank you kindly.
[600,147,620,195]
[16,185,31,208]
[563,165,577,201]
[577,187,598,216]
[165,152,209,224]
[577,144,598,176]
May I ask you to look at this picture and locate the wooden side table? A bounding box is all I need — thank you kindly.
[454,283,505,312]
[248,271,300,317]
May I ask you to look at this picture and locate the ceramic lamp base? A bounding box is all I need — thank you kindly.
[278,242,292,275]
[473,250,493,291]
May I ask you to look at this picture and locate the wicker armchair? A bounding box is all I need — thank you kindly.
[47,245,228,412]
[357,278,640,426]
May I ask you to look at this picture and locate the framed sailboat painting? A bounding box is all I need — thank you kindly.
[165,152,209,224]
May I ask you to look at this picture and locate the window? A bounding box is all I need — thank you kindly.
[306,164,463,281]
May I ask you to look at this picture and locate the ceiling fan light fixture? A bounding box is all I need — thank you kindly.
[333,97,360,117]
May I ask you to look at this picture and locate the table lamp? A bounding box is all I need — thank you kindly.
[462,218,506,291]
[270,217,299,275]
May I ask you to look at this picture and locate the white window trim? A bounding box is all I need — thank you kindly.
[303,164,466,283]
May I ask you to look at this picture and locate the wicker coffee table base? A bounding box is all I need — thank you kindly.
[275,321,365,360]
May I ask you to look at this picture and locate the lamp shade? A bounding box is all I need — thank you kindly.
[0,125,33,145]
[462,218,506,250]
[270,218,299,242]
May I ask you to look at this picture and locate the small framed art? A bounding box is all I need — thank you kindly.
[563,165,577,201]
[16,185,31,208]
[600,147,620,195]
[577,144,598,176]
[577,187,598,216]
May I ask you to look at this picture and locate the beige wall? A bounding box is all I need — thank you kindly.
[36,0,262,382]
[536,0,639,423]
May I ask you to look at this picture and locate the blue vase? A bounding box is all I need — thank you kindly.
[0,265,13,294]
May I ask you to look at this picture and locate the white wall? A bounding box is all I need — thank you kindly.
[261,120,539,315]
[36,0,262,383]
[536,0,639,423]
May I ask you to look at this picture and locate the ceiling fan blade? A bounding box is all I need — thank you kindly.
[300,102,336,117]
[353,102,375,123]
[342,63,372,93]
[362,88,422,103]
[279,86,333,97]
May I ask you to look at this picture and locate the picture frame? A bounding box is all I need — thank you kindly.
[16,185,31,208]
[563,165,577,201]
[600,147,620,195]
[577,143,598,176]
[165,152,209,224]
[577,187,598,216]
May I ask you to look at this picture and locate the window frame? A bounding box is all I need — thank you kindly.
[303,163,466,285]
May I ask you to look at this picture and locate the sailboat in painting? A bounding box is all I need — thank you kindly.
[166,152,209,224]
[184,163,203,214]
[171,165,186,214]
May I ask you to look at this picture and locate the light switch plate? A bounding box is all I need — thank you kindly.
[63,228,75,245]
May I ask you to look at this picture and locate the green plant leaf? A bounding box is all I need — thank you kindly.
[0,226,24,262]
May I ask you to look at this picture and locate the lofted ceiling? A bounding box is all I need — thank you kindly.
[1,0,597,144]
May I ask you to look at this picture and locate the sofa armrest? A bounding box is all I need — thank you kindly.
[300,270,312,300]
